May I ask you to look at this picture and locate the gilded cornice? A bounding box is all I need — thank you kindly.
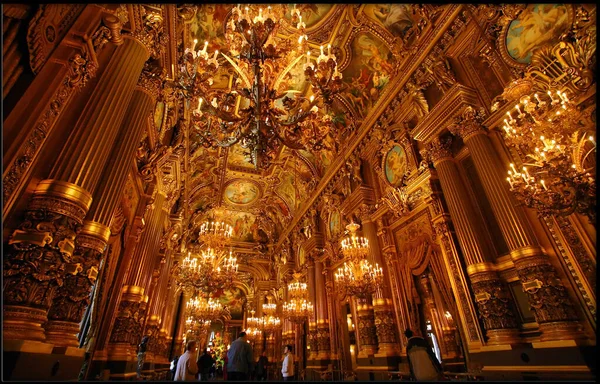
[303,233,324,256]
[411,84,480,143]
[339,186,376,218]
[274,5,465,253]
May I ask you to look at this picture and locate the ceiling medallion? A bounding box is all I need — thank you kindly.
[174,4,343,169]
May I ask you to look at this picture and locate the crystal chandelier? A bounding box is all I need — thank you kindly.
[175,248,238,296]
[335,222,383,299]
[175,4,343,169]
[282,272,314,323]
[501,79,596,223]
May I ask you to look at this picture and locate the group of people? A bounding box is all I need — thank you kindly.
[173,329,442,382]
[173,332,296,382]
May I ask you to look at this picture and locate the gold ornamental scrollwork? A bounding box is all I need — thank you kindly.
[447,106,488,141]
[422,136,453,166]
[128,6,168,60]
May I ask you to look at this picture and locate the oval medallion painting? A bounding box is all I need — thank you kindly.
[506,4,570,64]
[385,145,407,186]
[329,210,341,238]
[224,180,260,205]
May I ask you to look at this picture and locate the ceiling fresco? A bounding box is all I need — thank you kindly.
[182,4,427,250]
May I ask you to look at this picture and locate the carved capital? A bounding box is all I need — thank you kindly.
[514,258,579,324]
[422,137,453,166]
[136,65,163,100]
[128,6,168,59]
[447,106,487,141]
[470,272,519,332]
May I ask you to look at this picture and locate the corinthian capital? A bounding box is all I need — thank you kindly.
[421,136,453,166]
[136,64,163,100]
[447,106,487,141]
[129,5,168,59]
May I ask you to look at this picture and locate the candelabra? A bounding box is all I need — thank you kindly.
[175,247,238,296]
[335,222,383,299]
[501,78,596,223]
[174,4,343,169]
[282,273,314,324]
[262,302,277,317]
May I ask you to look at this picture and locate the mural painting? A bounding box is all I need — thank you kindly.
[216,286,245,320]
[285,4,334,28]
[363,4,414,39]
[277,173,297,211]
[228,144,255,168]
[385,145,408,186]
[224,180,260,205]
[226,211,258,242]
[329,210,342,238]
[505,4,570,64]
[154,101,165,132]
[343,33,395,118]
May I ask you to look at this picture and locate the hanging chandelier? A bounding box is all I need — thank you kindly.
[334,222,383,299]
[502,79,596,223]
[263,315,282,334]
[185,316,211,338]
[175,4,343,169]
[246,308,264,329]
[198,219,233,248]
[282,272,314,323]
[175,248,238,296]
[488,16,597,224]
[186,296,229,323]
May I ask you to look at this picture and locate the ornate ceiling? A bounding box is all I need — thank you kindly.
[171,4,435,257]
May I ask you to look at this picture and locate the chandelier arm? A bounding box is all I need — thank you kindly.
[220,52,252,89]
[273,54,305,92]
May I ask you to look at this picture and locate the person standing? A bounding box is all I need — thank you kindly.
[174,340,199,381]
[227,332,254,381]
[197,349,215,381]
[404,329,443,381]
[281,345,295,381]
[256,351,269,381]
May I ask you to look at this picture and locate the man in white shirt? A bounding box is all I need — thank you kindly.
[281,344,295,381]
[174,340,199,381]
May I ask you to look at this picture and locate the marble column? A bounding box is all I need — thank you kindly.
[449,106,583,340]
[3,36,150,344]
[424,137,521,344]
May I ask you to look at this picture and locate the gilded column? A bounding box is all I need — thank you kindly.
[424,137,520,344]
[449,107,583,340]
[356,299,378,357]
[358,206,401,357]
[305,258,318,359]
[108,189,167,361]
[314,259,331,360]
[44,68,161,347]
[3,35,150,343]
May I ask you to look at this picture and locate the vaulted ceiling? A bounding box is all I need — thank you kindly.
[169,4,435,257]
